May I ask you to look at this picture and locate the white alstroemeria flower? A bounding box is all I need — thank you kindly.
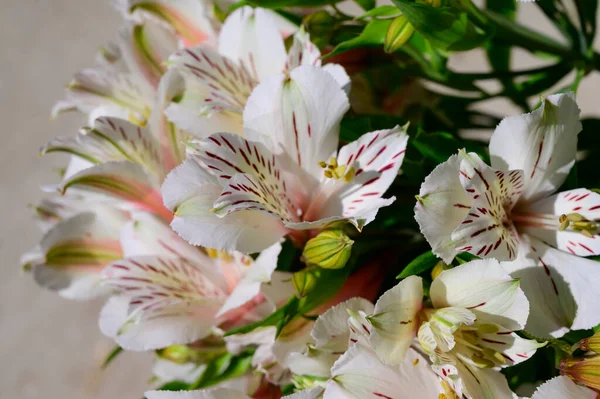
[415,92,600,338]
[23,208,127,300]
[162,66,408,253]
[164,6,349,137]
[529,376,596,399]
[368,260,543,399]
[99,215,286,350]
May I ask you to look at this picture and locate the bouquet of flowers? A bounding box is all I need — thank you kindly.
[23,0,600,397]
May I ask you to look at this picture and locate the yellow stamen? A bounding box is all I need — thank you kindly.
[319,157,355,182]
[558,213,598,237]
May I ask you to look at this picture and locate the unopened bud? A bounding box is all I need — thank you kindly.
[384,15,415,53]
[431,261,446,280]
[292,267,320,298]
[303,229,353,269]
[560,356,600,390]
[160,344,201,364]
[579,330,600,353]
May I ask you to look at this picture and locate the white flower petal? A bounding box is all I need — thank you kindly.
[415,154,472,263]
[477,328,545,367]
[502,235,600,338]
[431,259,529,330]
[283,388,324,399]
[530,376,596,399]
[369,276,423,365]
[243,65,350,181]
[519,188,600,256]
[162,158,286,253]
[489,92,581,202]
[455,360,516,399]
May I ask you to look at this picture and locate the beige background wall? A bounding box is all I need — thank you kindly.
[0,1,598,398]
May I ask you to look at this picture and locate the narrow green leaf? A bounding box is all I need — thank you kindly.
[397,250,438,279]
[354,0,375,11]
[247,0,341,8]
[101,345,123,369]
[326,19,392,57]
[356,5,399,19]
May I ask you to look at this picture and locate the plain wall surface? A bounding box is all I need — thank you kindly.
[1,1,598,398]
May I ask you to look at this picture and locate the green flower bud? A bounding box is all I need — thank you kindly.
[303,229,354,269]
[292,267,320,298]
[384,15,415,53]
[159,344,200,364]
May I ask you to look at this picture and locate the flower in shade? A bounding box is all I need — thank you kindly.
[414,93,600,338]
[162,65,408,253]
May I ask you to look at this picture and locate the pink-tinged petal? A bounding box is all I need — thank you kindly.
[101,255,226,350]
[518,188,600,256]
[502,235,600,338]
[42,117,164,179]
[315,126,408,226]
[244,66,350,181]
[477,327,546,367]
[285,28,321,72]
[326,345,444,398]
[216,242,282,317]
[218,7,287,81]
[489,92,581,202]
[168,45,257,114]
[118,20,178,88]
[531,376,597,399]
[311,297,375,353]
[146,388,251,399]
[59,161,172,221]
[126,0,217,47]
[161,158,286,253]
[451,152,523,261]
[431,259,529,330]
[369,275,423,365]
[192,132,303,223]
[32,211,124,300]
[59,67,153,123]
[415,154,472,263]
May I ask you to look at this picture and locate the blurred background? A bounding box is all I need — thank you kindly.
[0,1,599,398]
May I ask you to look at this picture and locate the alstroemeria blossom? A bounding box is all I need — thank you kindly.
[415,93,600,338]
[163,66,408,253]
[99,213,286,350]
[368,259,542,399]
[164,6,348,137]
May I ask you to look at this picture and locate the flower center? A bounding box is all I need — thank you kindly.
[319,157,355,182]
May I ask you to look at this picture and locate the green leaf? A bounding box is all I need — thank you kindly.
[354,0,375,11]
[454,252,479,265]
[190,351,254,389]
[101,345,123,369]
[356,5,400,19]
[411,130,461,163]
[326,19,392,57]
[247,0,341,8]
[397,250,439,279]
[391,0,491,51]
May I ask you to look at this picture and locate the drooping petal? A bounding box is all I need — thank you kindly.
[451,152,523,261]
[326,345,444,398]
[145,388,250,399]
[59,161,171,221]
[216,242,282,317]
[33,211,124,300]
[311,297,375,352]
[477,327,545,367]
[518,188,600,256]
[368,275,423,365]
[530,376,596,399]
[191,132,304,224]
[502,236,600,338]
[42,117,164,179]
[126,0,217,46]
[58,67,153,124]
[431,259,529,331]
[218,7,287,81]
[314,126,408,227]
[243,65,350,181]
[101,255,226,350]
[415,154,472,263]
[118,20,178,88]
[453,360,516,399]
[162,158,287,252]
[489,92,581,202]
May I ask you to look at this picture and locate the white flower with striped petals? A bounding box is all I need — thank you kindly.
[415,92,600,338]
[162,66,408,253]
